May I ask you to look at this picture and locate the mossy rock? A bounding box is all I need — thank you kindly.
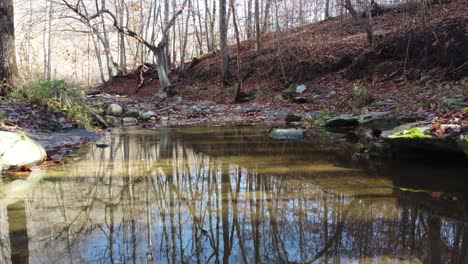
[381,123,464,157]
[123,110,141,119]
[386,127,432,139]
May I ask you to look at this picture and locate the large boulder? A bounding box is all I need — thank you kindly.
[269,128,305,140]
[106,103,123,117]
[0,131,47,170]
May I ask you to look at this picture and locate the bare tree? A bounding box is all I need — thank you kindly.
[254,0,261,52]
[61,0,189,93]
[0,0,19,94]
[220,0,232,83]
[230,0,243,101]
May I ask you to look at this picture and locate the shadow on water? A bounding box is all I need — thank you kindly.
[0,125,467,263]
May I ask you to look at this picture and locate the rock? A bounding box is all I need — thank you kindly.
[373,100,395,106]
[0,131,47,170]
[381,123,465,156]
[285,113,303,123]
[287,122,303,128]
[173,96,184,102]
[153,92,168,104]
[295,85,307,94]
[293,97,308,104]
[122,117,138,126]
[106,103,123,117]
[326,91,337,98]
[443,96,467,110]
[123,110,141,119]
[106,116,121,126]
[269,128,305,140]
[141,111,157,121]
[324,116,359,127]
[359,113,417,131]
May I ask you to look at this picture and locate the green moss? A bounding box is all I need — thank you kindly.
[457,138,468,156]
[388,128,431,139]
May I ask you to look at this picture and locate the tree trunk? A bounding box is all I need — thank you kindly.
[219,0,231,83]
[156,48,172,90]
[230,0,243,100]
[325,0,331,20]
[254,0,261,53]
[0,0,19,94]
[246,0,253,39]
[262,0,271,33]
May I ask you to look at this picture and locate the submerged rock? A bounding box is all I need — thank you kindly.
[122,117,138,126]
[324,116,359,127]
[269,128,305,140]
[0,131,47,170]
[106,103,123,117]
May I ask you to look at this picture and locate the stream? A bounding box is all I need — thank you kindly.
[1,126,467,263]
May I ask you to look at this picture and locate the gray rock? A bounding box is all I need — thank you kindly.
[0,131,47,170]
[141,111,157,121]
[373,100,395,106]
[269,128,305,140]
[123,110,141,119]
[326,91,337,98]
[324,116,359,127]
[287,122,303,128]
[106,116,121,126]
[443,96,467,110]
[106,103,123,117]
[359,113,417,131]
[174,96,184,102]
[153,92,168,104]
[122,117,138,126]
[295,85,307,94]
[285,113,303,123]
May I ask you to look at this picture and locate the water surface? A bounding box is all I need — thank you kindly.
[1,126,467,263]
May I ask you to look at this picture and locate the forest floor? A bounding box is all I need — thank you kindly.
[103,0,467,127]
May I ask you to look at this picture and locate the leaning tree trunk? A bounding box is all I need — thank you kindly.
[0,0,19,95]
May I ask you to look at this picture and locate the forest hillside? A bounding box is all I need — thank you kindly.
[107,0,467,116]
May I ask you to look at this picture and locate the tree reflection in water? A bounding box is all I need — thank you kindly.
[0,126,467,264]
